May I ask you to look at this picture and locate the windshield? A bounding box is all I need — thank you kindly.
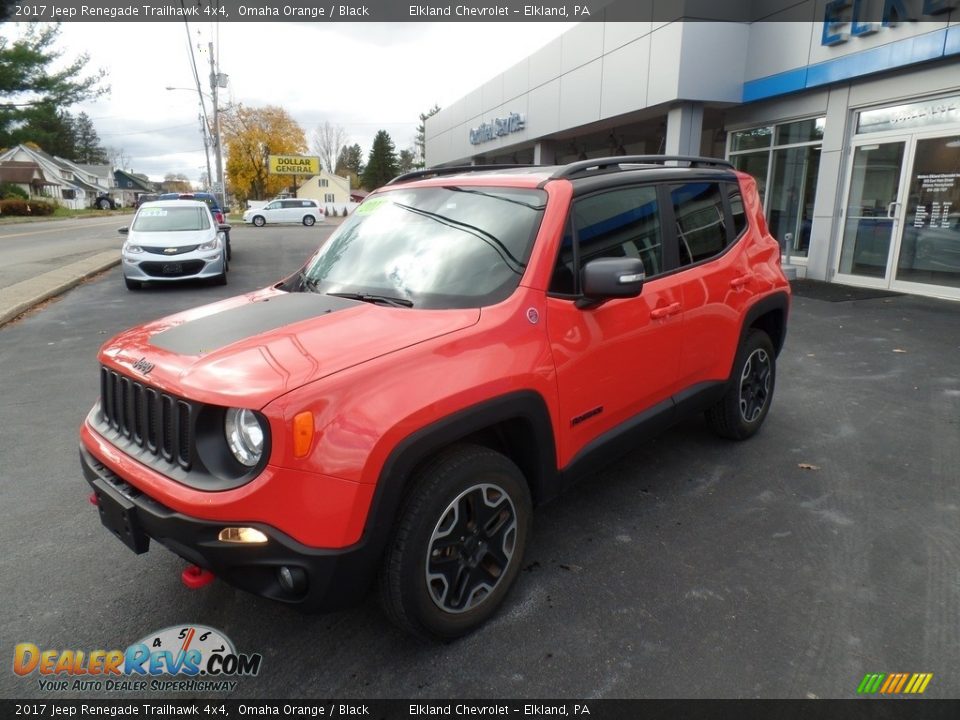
[301,186,547,309]
[132,206,211,232]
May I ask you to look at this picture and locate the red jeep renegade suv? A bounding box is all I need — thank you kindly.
[80,156,790,639]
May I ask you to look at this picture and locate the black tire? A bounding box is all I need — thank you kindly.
[303,215,316,227]
[124,277,141,290]
[225,233,232,261]
[379,444,532,640]
[705,329,776,440]
[252,215,265,227]
[98,198,112,210]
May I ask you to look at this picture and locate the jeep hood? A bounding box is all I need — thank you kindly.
[99,289,480,408]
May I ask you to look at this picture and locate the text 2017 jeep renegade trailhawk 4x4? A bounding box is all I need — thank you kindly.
[80,156,790,639]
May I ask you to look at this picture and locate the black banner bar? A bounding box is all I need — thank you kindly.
[3,700,960,720]
[2,0,956,23]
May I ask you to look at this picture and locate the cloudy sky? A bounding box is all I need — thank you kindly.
[32,22,575,181]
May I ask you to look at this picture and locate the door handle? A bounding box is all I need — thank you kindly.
[730,275,752,289]
[886,201,901,219]
[650,302,681,320]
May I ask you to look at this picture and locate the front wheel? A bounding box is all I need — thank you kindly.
[380,444,532,640]
[98,198,112,210]
[252,215,265,227]
[302,215,316,227]
[705,329,776,440]
[225,233,232,261]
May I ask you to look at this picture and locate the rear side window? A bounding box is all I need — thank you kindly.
[671,182,728,266]
[549,185,663,295]
[728,185,748,238]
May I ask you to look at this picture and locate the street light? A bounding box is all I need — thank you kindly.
[165,86,213,193]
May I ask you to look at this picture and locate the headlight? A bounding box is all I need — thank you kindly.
[199,236,220,251]
[224,408,265,466]
[124,244,144,254]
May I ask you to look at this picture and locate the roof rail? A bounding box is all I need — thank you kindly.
[550,155,734,180]
[387,164,536,185]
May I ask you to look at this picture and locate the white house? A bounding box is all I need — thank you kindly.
[0,144,112,209]
[295,170,355,216]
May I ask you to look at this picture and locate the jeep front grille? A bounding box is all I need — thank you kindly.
[99,367,194,470]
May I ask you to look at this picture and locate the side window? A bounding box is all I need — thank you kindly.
[266,201,280,210]
[549,186,663,295]
[671,182,727,266]
[727,185,748,238]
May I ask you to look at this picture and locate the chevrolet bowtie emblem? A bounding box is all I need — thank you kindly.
[163,248,178,254]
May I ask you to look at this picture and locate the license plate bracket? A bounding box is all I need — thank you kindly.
[162,262,183,274]
[91,478,150,554]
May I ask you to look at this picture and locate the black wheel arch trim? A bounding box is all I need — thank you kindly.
[361,390,558,548]
[741,291,790,357]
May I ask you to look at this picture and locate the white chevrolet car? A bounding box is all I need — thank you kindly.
[243,198,323,226]
[120,200,229,290]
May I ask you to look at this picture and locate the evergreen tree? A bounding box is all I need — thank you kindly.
[415,104,440,168]
[73,112,109,164]
[398,148,416,174]
[0,24,108,147]
[360,131,398,190]
[10,102,77,158]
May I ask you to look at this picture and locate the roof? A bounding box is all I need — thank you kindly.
[114,169,156,192]
[0,160,59,186]
[141,199,208,207]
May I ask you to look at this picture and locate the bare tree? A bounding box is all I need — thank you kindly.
[108,146,130,170]
[311,121,347,173]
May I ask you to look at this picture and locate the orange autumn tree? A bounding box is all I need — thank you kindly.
[220,103,307,202]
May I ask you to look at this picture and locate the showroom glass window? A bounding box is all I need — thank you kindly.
[728,117,824,259]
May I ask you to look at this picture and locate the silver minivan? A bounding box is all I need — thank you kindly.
[119,200,228,290]
[243,198,323,227]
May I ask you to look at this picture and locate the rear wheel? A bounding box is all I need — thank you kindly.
[380,444,532,640]
[252,215,265,227]
[705,329,776,440]
[97,198,112,210]
[303,215,316,227]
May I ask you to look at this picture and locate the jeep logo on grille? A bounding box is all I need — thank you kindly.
[131,357,155,375]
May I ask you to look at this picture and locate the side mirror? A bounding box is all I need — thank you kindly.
[118,227,129,235]
[577,257,645,308]
[218,223,232,232]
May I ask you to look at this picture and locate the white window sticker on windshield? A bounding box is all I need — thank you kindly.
[138,208,167,216]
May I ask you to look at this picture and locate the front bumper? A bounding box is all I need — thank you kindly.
[122,250,225,282]
[80,445,379,612]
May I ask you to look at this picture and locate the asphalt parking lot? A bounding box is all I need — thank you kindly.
[1,222,958,700]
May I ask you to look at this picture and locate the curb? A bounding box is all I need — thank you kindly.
[0,250,120,328]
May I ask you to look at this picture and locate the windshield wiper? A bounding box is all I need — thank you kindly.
[391,202,526,274]
[327,291,414,308]
[299,271,320,293]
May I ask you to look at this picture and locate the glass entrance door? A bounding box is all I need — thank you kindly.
[837,141,907,281]
[893,134,960,292]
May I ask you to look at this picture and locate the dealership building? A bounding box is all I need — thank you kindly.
[424,13,960,299]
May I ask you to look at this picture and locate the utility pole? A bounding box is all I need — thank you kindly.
[208,41,227,211]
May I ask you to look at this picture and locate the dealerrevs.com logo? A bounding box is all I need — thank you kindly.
[13,625,262,693]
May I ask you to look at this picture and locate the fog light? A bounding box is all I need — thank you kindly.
[218,527,268,544]
[277,566,307,594]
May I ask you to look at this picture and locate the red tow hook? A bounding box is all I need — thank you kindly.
[181,565,216,590]
[89,493,99,506]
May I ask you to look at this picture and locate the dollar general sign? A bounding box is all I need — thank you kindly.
[269,155,320,175]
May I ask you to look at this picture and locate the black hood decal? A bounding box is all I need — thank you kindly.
[149,292,357,355]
